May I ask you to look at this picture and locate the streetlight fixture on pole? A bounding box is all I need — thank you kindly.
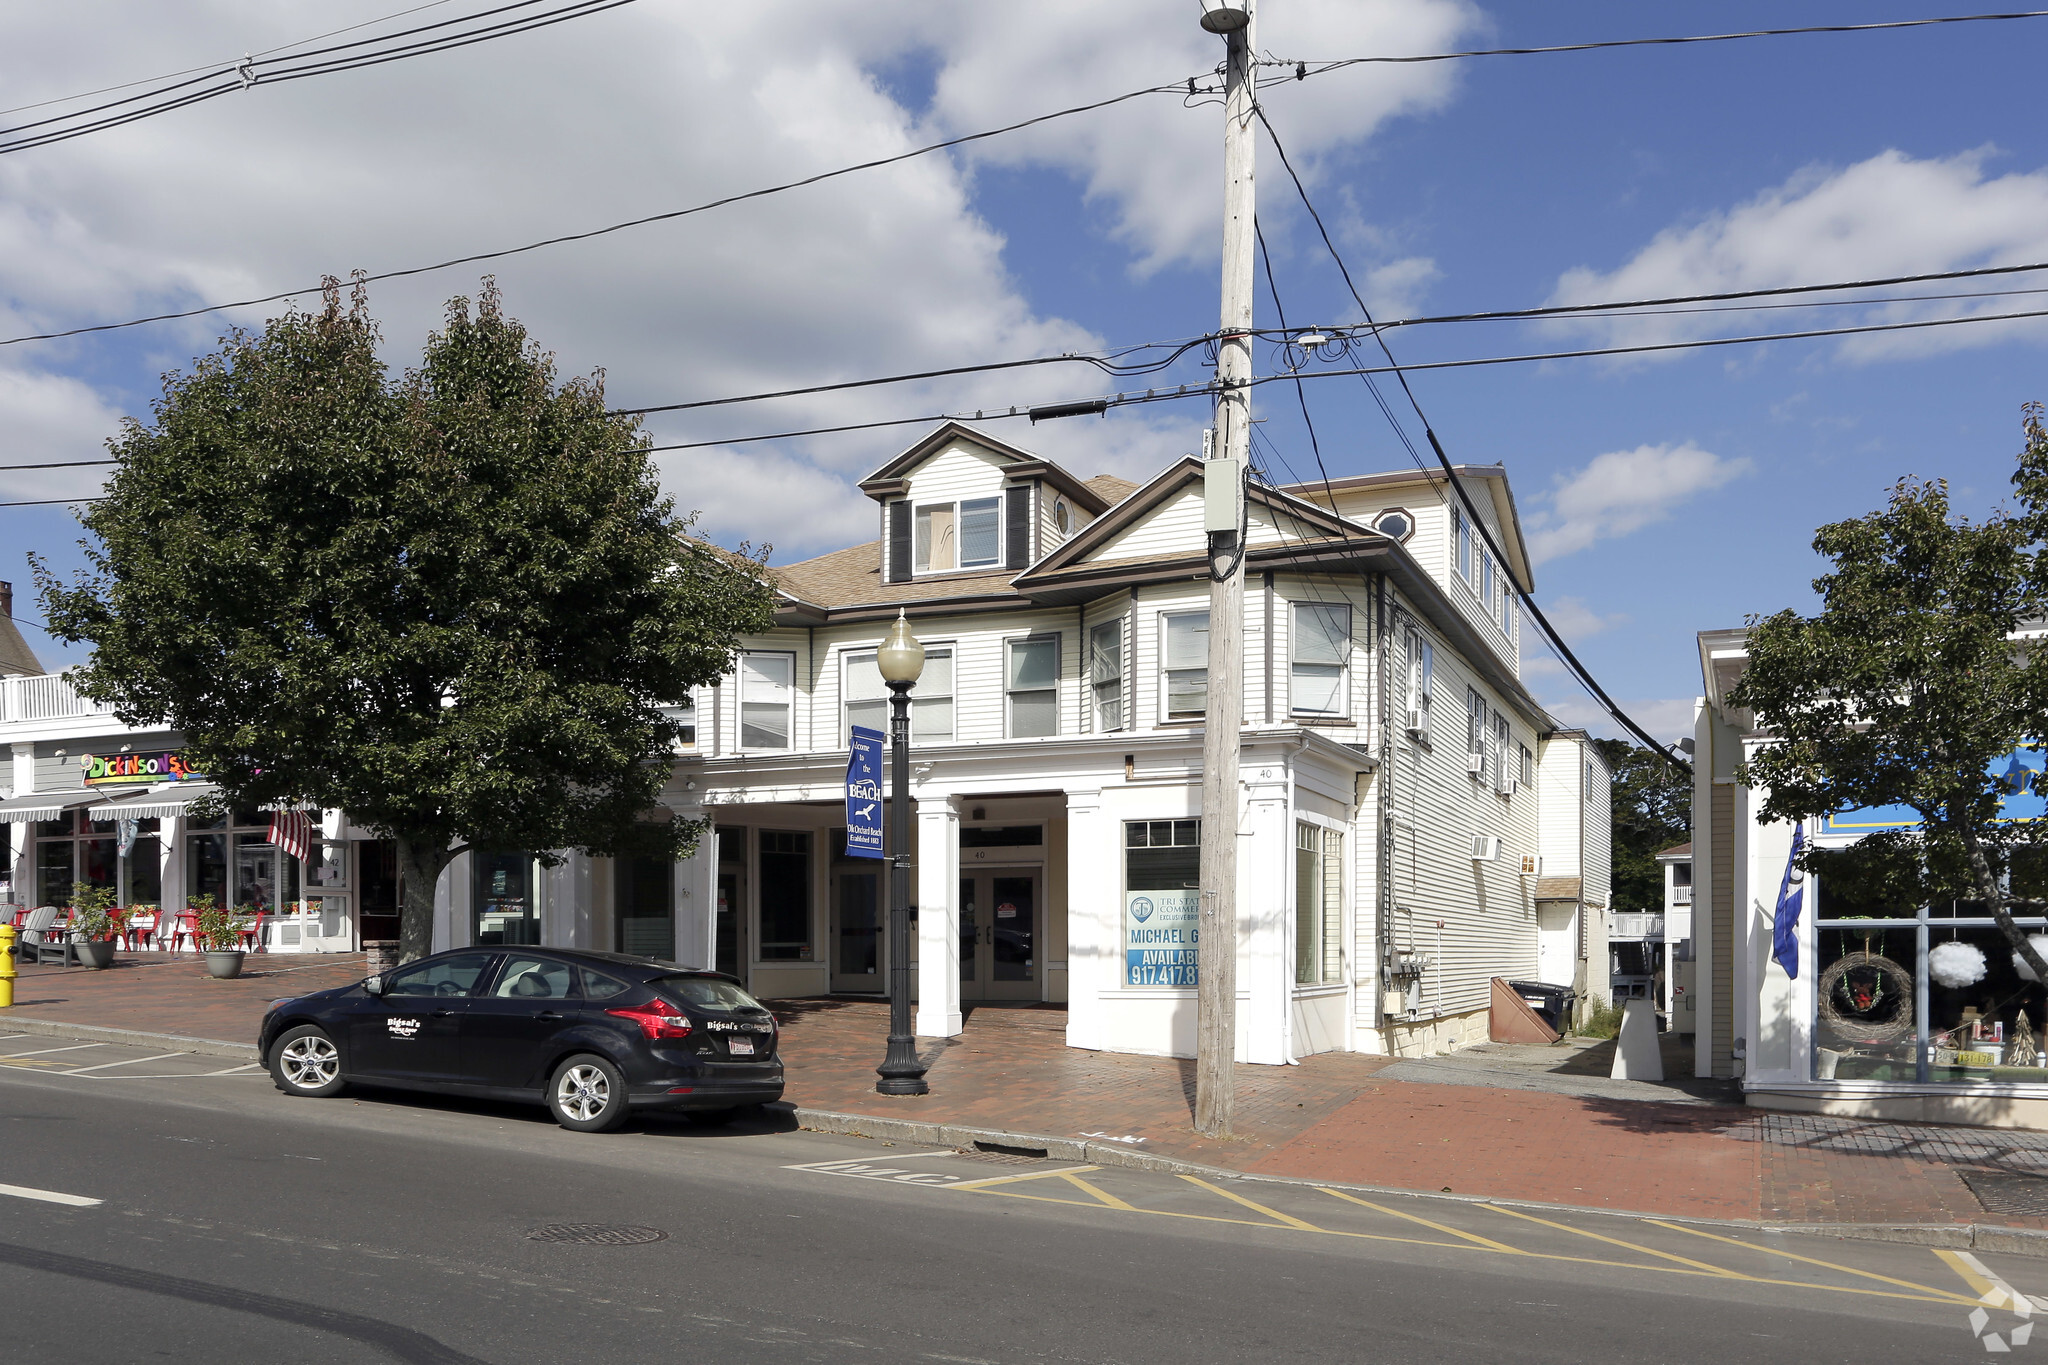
[874,610,930,1096]
[1195,0,1254,1138]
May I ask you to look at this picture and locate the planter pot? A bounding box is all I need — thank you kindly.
[77,938,116,969]
[203,949,246,980]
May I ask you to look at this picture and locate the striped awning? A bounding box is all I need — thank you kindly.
[0,788,104,823]
[93,782,222,821]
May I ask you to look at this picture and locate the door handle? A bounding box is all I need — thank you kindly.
[432,1009,457,1018]
[535,1010,563,1021]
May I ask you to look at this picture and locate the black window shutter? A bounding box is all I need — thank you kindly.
[887,501,911,582]
[1005,484,1031,570]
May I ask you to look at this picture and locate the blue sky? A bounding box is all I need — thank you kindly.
[4,1,2047,743]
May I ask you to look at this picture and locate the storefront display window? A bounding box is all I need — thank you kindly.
[1813,902,2048,1084]
[615,856,674,960]
[1124,820,1199,987]
[34,808,156,907]
[473,852,538,946]
[758,830,812,961]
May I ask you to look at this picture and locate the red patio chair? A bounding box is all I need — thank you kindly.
[166,911,200,954]
[123,910,158,951]
[237,910,266,953]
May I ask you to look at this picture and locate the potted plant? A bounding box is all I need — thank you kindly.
[193,897,251,979]
[71,882,121,970]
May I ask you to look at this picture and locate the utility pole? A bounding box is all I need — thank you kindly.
[1195,0,1254,1138]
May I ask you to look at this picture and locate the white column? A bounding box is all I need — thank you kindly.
[1063,788,1109,1051]
[9,741,31,797]
[674,818,716,970]
[914,794,962,1038]
[1239,770,1291,1065]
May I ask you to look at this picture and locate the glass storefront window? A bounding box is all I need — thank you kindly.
[1815,925,1919,1082]
[473,852,538,946]
[616,856,675,960]
[1927,924,2048,1082]
[1124,819,1200,988]
[758,830,811,961]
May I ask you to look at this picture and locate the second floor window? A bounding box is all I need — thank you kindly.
[1290,601,1350,717]
[1006,636,1059,738]
[915,497,1001,572]
[1090,618,1124,731]
[844,646,953,742]
[740,652,795,748]
[1163,610,1209,719]
[1455,506,1472,581]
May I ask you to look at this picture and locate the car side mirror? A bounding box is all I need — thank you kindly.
[364,975,386,997]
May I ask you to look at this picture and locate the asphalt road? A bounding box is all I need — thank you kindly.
[0,1030,2034,1364]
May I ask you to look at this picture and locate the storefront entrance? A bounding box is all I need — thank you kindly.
[831,867,883,993]
[960,869,1041,1002]
[715,826,747,979]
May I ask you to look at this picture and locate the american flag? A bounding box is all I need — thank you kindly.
[269,810,313,862]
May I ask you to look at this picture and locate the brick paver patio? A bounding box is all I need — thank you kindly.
[4,950,2038,1229]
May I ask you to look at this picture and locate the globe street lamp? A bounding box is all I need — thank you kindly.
[874,610,930,1096]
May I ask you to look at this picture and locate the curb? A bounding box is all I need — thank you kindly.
[789,1105,2048,1258]
[0,1015,259,1060]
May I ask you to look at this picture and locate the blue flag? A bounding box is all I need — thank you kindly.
[844,726,885,860]
[1773,822,1806,979]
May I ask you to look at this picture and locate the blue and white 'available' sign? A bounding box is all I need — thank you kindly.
[845,725,885,859]
[1125,890,1199,986]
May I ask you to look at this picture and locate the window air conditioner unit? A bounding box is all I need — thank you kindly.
[1470,834,1500,862]
[1500,778,1518,797]
[1466,752,1486,777]
[1404,708,1425,734]
[1521,854,1543,877]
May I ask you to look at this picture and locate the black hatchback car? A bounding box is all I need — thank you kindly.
[258,947,783,1132]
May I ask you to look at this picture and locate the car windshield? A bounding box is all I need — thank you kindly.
[657,975,768,1013]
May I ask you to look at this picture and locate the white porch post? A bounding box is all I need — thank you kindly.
[674,818,716,970]
[1063,788,1109,1051]
[914,794,962,1038]
[1240,768,1291,1064]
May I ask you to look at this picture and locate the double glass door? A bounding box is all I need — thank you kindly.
[959,870,1040,1002]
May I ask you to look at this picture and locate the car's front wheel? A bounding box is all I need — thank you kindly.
[269,1025,346,1098]
[547,1054,630,1133]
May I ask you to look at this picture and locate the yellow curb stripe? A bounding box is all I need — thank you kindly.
[1318,1188,1527,1254]
[1177,1174,1323,1230]
[1059,1171,1136,1211]
[1483,1204,1751,1278]
[1646,1220,1982,1305]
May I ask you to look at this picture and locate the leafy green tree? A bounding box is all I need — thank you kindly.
[1728,419,2048,981]
[36,280,774,962]
[1595,738,1689,911]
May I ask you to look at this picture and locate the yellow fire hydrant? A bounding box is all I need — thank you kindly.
[0,922,16,1009]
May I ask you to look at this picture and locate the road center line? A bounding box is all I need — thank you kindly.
[61,1052,191,1075]
[0,1183,101,1208]
[0,1043,104,1059]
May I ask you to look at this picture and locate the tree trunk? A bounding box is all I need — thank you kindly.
[1956,821,2048,984]
[394,835,454,965]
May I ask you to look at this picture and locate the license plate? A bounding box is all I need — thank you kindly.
[728,1036,755,1056]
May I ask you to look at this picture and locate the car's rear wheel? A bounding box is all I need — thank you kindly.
[548,1054,630,1133]
[269,1025,346,1098]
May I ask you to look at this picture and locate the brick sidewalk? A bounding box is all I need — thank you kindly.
[2,950,2031,1228]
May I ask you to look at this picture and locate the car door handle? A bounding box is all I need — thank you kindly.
[535,1010,563,1021]
[432,1009,458,1018]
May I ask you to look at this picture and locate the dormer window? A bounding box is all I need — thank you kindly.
[915,497,1001,572]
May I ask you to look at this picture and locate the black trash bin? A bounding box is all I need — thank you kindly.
[1506,979,1577,1037]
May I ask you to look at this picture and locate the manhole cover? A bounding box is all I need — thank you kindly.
[1958,1170,2048,1218]
[526,1223,669,1245]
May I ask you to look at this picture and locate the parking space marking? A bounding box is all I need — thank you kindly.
[1177,1175,1324,1231]
[0,1043,104,1060]
[1482,1204,1753,1278]
[1646,1220,1980,1305]
[0,1182,100,1208]
[201,1063,264,1076]
[1318,1187,1526,1254]
[60,1052,191,1075]
[1937,1249,2041,1313]
[1057,1171,1136,1211]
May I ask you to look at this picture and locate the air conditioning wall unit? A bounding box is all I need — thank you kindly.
[1466,752,1486,777]
[1470,834,1501,862]
[1404,707,1425,734]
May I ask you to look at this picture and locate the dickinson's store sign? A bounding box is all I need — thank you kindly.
[78,751,204,787]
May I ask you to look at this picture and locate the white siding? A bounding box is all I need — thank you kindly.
[903,440,1013,506]
[1100,489,1205,562]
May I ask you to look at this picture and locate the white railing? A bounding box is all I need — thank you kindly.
[1671,884,1693,905]
[1608,911,1665,940]
[0,672,117,724]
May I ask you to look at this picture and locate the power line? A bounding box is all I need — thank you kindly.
[1256,102,1688,769]
[0,79,1182,352]
[0,1,636,157]
[1252,219,1340,518]
[1273,10,2048,75]
[0,1,462,118]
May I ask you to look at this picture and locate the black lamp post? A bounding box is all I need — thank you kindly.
[874,610,930,1096]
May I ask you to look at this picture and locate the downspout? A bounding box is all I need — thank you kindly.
[1375,571,1394,1039]
[1077,603,1086,733]
[1263,570,1276,723]
[806,625,817,751]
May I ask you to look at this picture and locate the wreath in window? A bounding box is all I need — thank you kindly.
[1818,950,1916,1045]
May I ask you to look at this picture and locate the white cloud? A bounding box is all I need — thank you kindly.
[1548,149,2048,362]
[1526,442,1750,563]
[0,1,1478,563]
[0,364,124,505]
[1541,694,1696,749]
[1539,595,1628,642]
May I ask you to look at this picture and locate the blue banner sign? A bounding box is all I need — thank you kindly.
[845,726,885,859]
[1124,890,1199,986]
[1822,748,2048,835]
